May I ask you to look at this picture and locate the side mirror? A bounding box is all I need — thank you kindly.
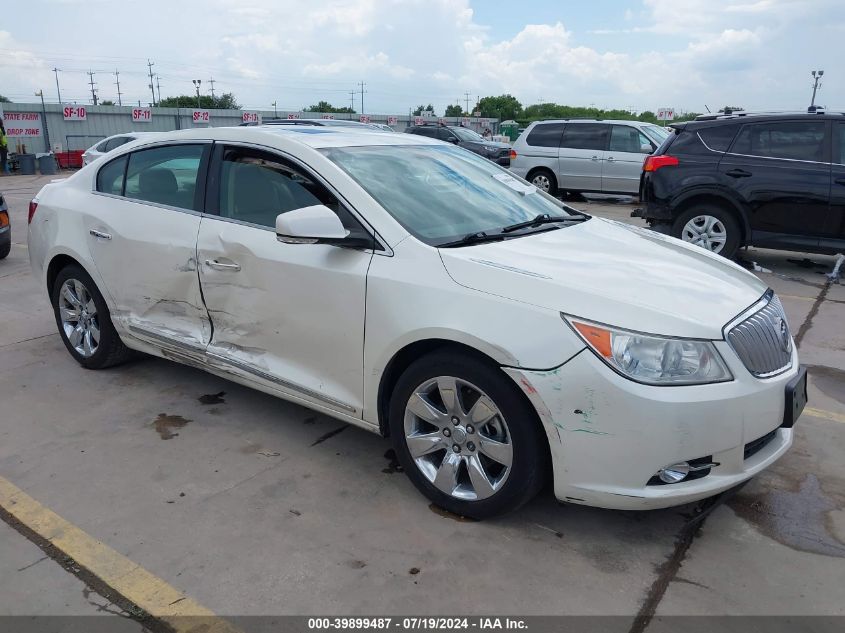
[640,143,654,154]
[446,136,459,144]
[276,205,372,249]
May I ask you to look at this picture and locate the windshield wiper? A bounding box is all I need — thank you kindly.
[500,213,587,234]
[438,231,507,248]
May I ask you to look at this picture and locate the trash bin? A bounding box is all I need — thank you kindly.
[17,154,36,175]
[37,154,58,175]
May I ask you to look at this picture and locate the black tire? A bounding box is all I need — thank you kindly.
[671,203,741,259]
[389,351,547,519]
[51,264,133,369]
[0,235,10,260]
[527,168,557,195]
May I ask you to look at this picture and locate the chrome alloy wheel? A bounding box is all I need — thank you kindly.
[531,173,551,192]
[58,279,100,358]
[403,376,513,501]
[681,215,728,253]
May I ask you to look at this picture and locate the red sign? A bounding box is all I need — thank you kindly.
[387,116,398,125]
[414,117,424,125]
[2,112,42,137]
[287,113,300,119]
[359,115,371,123]
[63,106,87,121]
[132,108,152,123]
[242,111,261,124]
[321,114,334,119]
[192,110,210,123]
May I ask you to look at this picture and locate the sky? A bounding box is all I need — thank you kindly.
[1,0,841,115]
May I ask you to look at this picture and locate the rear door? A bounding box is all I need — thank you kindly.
[88,143,212,349]
[603,125,651,194]
[826,122,845,250]
[720,119,830,250]
[557,123,608,192]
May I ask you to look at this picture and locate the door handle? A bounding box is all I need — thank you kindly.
[725,169,752,178]
[835,178,845,186]
[606,156,615,162]
[89,229,112,240]
[591,155,600,161]
[205,259,241,272]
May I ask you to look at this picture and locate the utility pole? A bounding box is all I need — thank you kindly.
[35,90,51,152]
[155,75,162,105]
[272,101,277,117]
[114,70,123,106]
[52,68,62,103]
[349,90,357,113]
[192,80,202,108]
[147,59,156,106]
[359,81,366,114]
[464,91,472,115]
[810,70,824,109]
[86,70,98,105]
[208,77,216,99]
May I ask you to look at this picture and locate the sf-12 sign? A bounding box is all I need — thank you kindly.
[63,106,87,121]
[387,116,398,125]
[321,114,334,119]
[132,108,152,123]
[242,111,261,124]
[657,107,675,121]
[192,110,210,124]
[359,115,371,123]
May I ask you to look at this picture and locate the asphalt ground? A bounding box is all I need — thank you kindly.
[0,174,843,632]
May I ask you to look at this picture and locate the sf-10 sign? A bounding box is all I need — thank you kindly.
[657,108,675,121]
[192,110,210,124]
[132,108,152,123]
[63,106,87,121]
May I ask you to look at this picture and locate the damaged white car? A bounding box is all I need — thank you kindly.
[28,126,806,518]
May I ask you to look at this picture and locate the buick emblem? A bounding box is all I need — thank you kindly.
[776,317,791,353]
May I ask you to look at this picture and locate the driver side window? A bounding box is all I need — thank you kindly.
[216,147,346,229]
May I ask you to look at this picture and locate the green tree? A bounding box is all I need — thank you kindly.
[444,104,463,117]
[157,92,240,109]
[0,94,11,103]
[306,100,355,114]
[100,100,115,106]
[412,104,435,116]
[477,94,522,120]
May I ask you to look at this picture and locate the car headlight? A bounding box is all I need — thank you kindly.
[563,315,733,385]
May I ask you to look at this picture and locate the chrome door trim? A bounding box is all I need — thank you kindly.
[128,325,357,414]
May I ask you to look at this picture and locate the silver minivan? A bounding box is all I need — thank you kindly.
[510,120,670,195]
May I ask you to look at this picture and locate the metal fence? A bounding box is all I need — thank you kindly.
[1,102,499,154]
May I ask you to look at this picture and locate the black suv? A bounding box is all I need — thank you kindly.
[640,111,845,259]
[405,124,512,166]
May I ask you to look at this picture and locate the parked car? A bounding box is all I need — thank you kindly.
[241,118,386,131]
[28,126,804,518]
[82,132,159,165]
[639,111,845,259]
[405,123,513,165]
[0,192,9,260]
[510,119,669,195]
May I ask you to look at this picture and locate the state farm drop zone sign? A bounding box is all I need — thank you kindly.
[2,112,43,137]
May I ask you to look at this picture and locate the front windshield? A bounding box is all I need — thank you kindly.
[451,127,484,142]
[323,144,581,246]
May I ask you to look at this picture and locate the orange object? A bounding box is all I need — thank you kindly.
[572,321,613,358]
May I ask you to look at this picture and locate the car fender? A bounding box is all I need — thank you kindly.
[670,184,751,243]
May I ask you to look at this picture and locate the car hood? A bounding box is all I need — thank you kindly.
[463,140,510,151]
[438,217,767,339]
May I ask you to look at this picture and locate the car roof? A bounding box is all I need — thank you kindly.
[126,125,441,150]
[529,119,655,126]
[684,111,843,128]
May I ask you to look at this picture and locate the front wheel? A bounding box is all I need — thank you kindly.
[389,352,547,519]
[672,205,741,259]
[51,264,133,369]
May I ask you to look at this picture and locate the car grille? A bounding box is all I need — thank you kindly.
[744,429,778,460]
[726,294,793,377]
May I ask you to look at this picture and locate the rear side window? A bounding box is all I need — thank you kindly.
[698,125,739,152]
[525,123,564,147]
[838,124,845,164]
[410,127,437,138]
[560,124,609,151]
[124,144,205,210]
[731,121,826,162]
[104,136,131,152]
[96,156,127,195]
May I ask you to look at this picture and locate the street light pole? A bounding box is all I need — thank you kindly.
[35,90,51,153]
[192,79,202,108]
[272,101,277,117]
[810,70,824,109]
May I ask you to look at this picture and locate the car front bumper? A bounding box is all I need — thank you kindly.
[505,342,798,510]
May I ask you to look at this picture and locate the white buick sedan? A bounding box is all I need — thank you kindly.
[28,126,806,518]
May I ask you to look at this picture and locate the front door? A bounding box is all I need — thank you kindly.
[88,143,212,349]
[602,125,650,194]
[556,123,608,192]
[197,144,374,416]
[720,119,830,250]
[826,122,845,251]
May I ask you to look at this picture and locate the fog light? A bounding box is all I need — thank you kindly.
[657,462,690,484]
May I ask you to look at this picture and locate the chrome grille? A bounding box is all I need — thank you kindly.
[726,294,793,377]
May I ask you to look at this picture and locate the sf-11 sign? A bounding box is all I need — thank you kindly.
[63,106,87,121]
[242,111,261,124]
[132,108,152,123]
[192,110,210,124]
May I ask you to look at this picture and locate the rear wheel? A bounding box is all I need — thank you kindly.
[0,235,9,260]
[528,169,557,194]
[389,351,547,519]
[51,264,133,369]
[672,204,741,259]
